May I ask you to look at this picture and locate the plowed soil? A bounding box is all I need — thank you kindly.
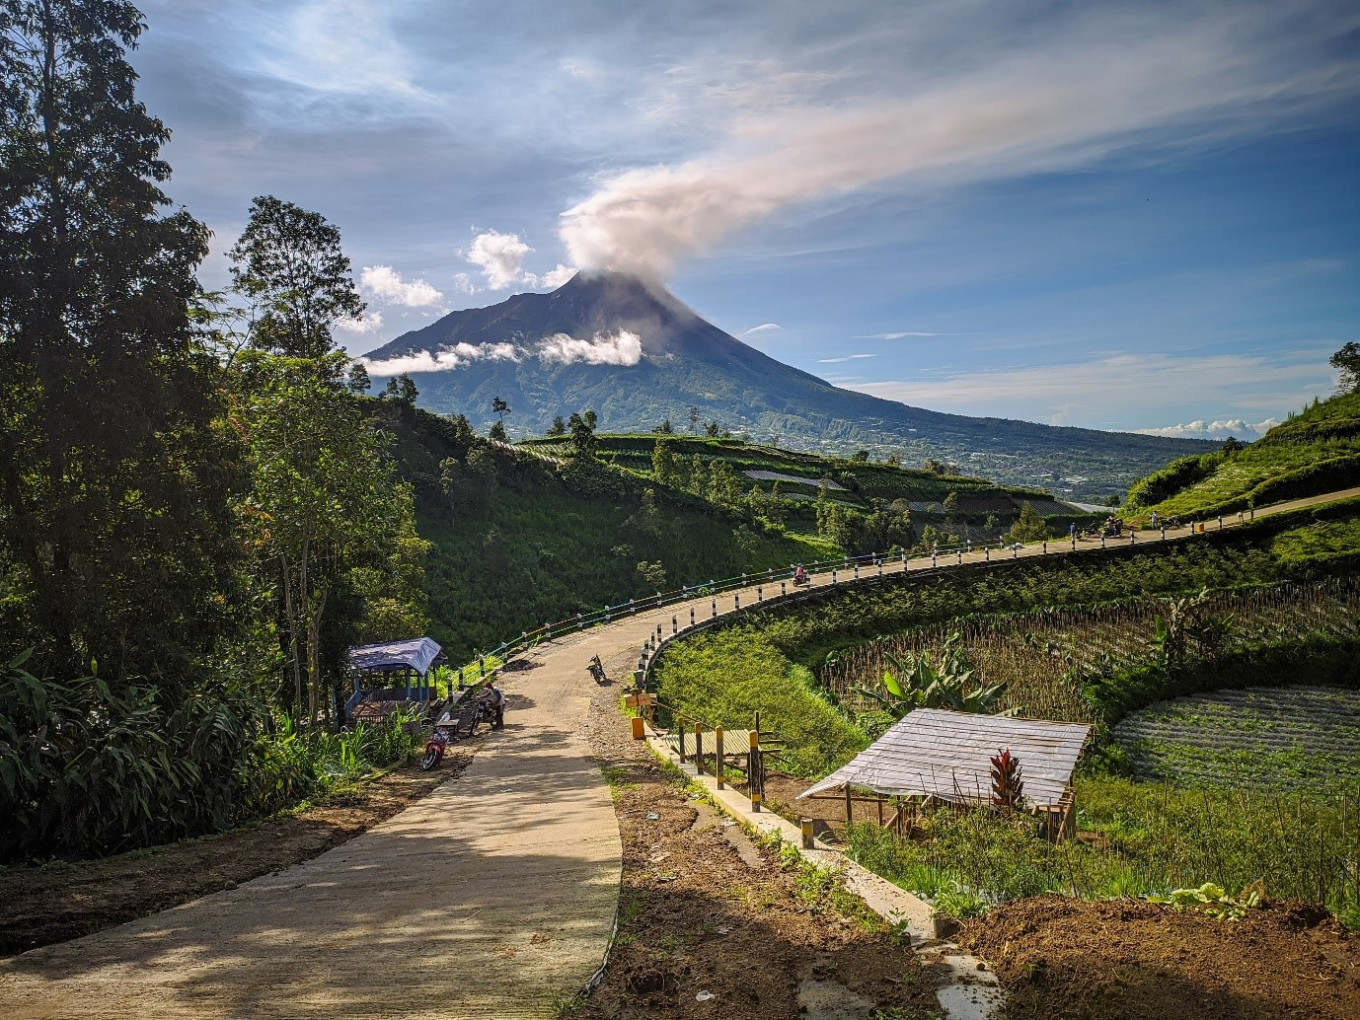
[0,755,470,957]
[578,685,938,1018]
[959,894,1360,1019]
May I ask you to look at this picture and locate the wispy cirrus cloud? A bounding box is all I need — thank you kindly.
[738,322,782,338]
[817,353,878,364]
[858,331,942,340]
[848,348,1336,429]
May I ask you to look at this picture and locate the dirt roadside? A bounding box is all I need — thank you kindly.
[575,682,940,1019]
[0,753,471,958]
[960,894,1360,1020]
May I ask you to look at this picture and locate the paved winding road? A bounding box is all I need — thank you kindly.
[1,488,1354,1018]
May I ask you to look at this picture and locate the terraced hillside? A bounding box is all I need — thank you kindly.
[1113,686,1360,790]
[1124,392,1360,520]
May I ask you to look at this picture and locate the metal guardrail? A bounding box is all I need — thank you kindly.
[452,512,1246,687]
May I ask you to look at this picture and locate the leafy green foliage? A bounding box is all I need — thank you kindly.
[651,628,868,776]
[854,635,1011,718]
[848,774,1360,921]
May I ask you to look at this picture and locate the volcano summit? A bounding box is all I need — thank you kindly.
[361,271,1210,499]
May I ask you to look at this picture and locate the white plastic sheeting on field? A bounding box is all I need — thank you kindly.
[800,708,1090,808]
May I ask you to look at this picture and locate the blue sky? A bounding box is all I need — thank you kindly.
[132,0,1359,437]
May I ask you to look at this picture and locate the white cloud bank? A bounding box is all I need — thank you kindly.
[539,330,642,366]
[335,309,384,335]
[361,331,642,375]
[558,6,1359,277]
[462,230,574,291]
[1136,418,1280,441]
[360,265,444,307]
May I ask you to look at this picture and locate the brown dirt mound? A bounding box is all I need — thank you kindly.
[0,755,470,957]
[959,893,1360,1019]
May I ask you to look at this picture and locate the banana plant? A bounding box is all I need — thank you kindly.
[854,634,1016,719]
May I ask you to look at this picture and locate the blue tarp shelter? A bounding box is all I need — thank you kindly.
[345,637,446,715]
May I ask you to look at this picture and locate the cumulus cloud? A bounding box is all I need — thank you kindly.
[465,230,534,290]
[336,309,384,334]
[1136,418,1280,441]
[539,330,642,366]
[361,341,520,375]
[360,265,443,307]
[558,7,1359,277]
[462,230,577,291]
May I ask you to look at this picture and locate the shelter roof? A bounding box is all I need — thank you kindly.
[347,637,444,677]
[801,709,1090,808]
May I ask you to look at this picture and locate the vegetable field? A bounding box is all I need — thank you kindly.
[819,576,1360,723]
[1113,686,1360,790]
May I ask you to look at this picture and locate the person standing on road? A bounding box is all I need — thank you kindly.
[487,681,505,729]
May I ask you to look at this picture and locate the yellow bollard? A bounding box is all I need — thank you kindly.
[630,716,645,740]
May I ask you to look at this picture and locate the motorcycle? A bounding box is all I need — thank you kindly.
[420,698,491,770]
[587,654,608,684]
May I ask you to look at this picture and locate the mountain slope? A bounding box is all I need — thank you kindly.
[364,271,1212,500]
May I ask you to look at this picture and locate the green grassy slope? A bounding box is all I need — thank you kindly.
[1123,393,1360,520]
[374,405,836,661]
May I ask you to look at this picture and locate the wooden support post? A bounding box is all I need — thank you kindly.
[844,784,854,829]
[715,727,724,788]
[749,729,761,812]
[801,818,815,849]
[677,723,686,763]
[878,795,885,826]
[694,723,704,774]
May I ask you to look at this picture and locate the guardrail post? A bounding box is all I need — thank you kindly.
[1101,534,1107,549]
[577,612,583,629]
[672,615,678,634]
[734,592,740,610]
[715,727,725,788]
[1130,532,1136,545]
[1042,540,1047,555]
[457,667,465,690]
[690,606,696,627]
[853,563,859,579]
[1161,526,1166,541]
[781,581,787,596]
[656,624,663,641]
[711,598,717,619]
[478,656,485,677]
[757,585,763,601]
[985,547,990,562]
[878,559,883,576]
[1013,544,1019,559]
[931,552,937,568]
[1218,515,1224,531]
[694,723,704,774]
[957,549,962,565]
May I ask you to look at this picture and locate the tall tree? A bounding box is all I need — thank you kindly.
[0,0,241,683]
[228,195,362,360]
[1331,342,1360,395]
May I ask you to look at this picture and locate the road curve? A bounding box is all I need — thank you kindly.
[1,487,1353,1018]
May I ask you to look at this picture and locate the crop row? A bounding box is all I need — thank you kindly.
[819,576,1360,722]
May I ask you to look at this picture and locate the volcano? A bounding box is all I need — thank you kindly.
[361,271,1210,498]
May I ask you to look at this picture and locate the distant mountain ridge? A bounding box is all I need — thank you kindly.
[363,270,1212,499]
